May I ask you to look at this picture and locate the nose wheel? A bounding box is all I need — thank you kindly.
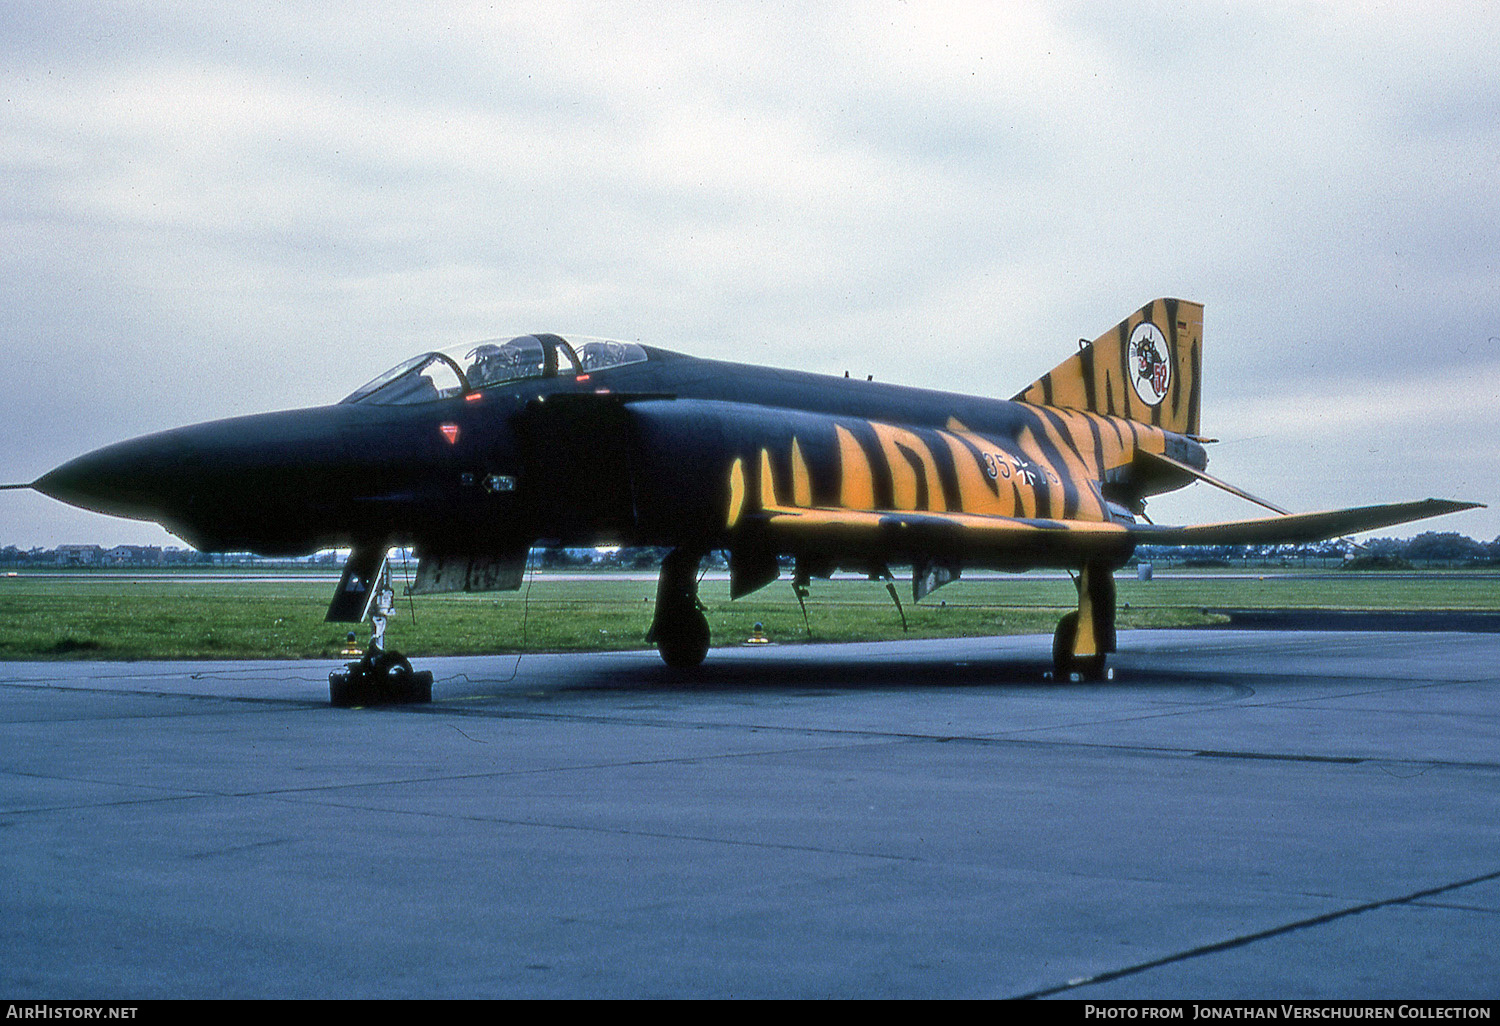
[330,648,433,707]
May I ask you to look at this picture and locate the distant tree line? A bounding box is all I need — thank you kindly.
[0,545,344,568]
[4,532,1497,570]
[1135,531,1500,569]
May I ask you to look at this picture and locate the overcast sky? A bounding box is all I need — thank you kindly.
[2,0,1496,548]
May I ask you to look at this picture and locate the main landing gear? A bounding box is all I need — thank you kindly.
[1052,561,1116,683]
[647,547,710,669]
[327,552,433,707]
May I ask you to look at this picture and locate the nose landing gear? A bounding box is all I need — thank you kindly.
[326,546,433,707]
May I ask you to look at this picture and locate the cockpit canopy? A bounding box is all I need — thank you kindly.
[341,334,649,405]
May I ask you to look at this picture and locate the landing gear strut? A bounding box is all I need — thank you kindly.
[647,547,710,669]
[1053,562,1116,682]
[328,554,433,707]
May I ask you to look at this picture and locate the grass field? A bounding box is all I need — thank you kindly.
[0,569,1495,661]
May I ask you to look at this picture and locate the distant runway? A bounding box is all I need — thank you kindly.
[11,568,1496,584]
[2,629,1498,999]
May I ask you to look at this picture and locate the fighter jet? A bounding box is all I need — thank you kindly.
[22,299,1480,702]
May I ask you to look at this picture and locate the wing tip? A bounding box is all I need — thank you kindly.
[1419,498,1486,515]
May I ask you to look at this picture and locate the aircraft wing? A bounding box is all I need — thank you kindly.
[749,498,1482,566]
[752,505,1133,565]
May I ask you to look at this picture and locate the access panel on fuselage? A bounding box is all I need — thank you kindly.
[514,395,638,545]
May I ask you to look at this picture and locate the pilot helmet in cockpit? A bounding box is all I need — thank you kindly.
[466,337,543,388]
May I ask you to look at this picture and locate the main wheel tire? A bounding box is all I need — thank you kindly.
[657,606,710,669]
[1075,653,1107,681]
[1052,612,1106,681]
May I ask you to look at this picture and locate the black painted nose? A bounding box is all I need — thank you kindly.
[34,433,186,522]
[34,406,363,552]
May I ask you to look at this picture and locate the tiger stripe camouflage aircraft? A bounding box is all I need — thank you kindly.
[25,298,1480,703]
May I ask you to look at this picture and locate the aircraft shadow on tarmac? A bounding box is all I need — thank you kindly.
[485,651,1259,698]
[573,657,1055,693]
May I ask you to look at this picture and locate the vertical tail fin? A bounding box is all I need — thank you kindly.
[1013,298,1203,435]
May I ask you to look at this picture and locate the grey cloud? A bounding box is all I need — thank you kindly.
[1,1,1495,546]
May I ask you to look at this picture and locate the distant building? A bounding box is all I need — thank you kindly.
[55,544,103,566]
[103,545,164,566]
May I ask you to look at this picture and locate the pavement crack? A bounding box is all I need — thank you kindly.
[1013,866,1500,999]
[257,794,926,864]
[186,837,292,860]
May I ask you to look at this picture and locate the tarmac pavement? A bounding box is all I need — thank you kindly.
[2,629,1497,999]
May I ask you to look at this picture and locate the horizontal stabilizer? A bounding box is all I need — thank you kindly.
[1129,499,1483,546]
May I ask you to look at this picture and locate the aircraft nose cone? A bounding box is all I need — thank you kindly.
[33,405,380,553]
[34,435,179,521]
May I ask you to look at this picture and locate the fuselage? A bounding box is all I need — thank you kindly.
[35,342,1207,565]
